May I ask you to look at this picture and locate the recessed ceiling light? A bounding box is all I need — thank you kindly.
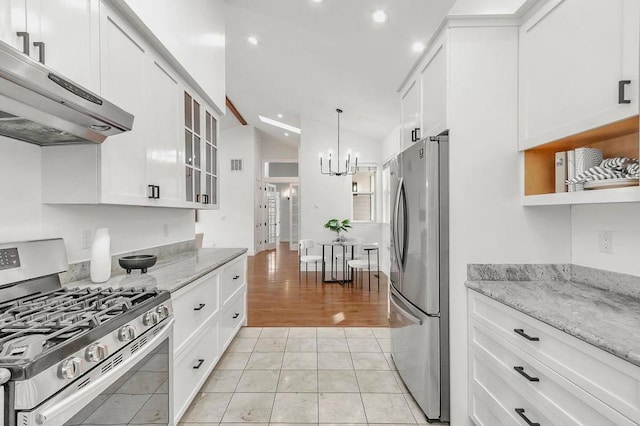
[258,115,301,134]
[247,36,259,45]
[412,41,425,53]
[372,10,389,23]
[277,113,284,119]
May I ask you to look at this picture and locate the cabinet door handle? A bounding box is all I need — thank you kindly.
[154,185,160,199]
[148,185,155,199]
[413,127,420,141]
[514,366,540,382]
[619,80,631,104]
[514,328,539,341]
[192,359,205,369]
[16,32,30,55]
[33,41,45,64]
[232,313,239,319]
[410,129,415,141]
[193,303,206,311]
[514,408,540,426]
[233,275,240,280]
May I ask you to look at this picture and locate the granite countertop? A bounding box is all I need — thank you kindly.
[466,279,640,367]
[69,247,247,293]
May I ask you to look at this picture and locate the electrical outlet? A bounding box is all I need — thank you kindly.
[599,231,613,254]
[82,230,92,249]
[162,224,169,238]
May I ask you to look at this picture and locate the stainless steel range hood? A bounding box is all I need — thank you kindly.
[0,41,134,146]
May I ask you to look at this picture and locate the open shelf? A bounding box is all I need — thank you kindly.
[523,115,639,206]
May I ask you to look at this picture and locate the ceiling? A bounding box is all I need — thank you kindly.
[223,0,455,146]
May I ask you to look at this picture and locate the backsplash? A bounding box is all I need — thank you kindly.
[61,239,195,285]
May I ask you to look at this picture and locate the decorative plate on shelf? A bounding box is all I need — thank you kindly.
[583,178,639,190]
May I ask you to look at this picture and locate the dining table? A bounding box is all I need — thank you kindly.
[317,240,358,284]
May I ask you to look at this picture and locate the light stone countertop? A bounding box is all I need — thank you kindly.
[68,247,247,293]
[466,279,640,368]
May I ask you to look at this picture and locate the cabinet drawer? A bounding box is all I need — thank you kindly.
[172,272,219,353]
[174,320,219,423]
[470,318,636,426]
[220,257,245,304]
[219,288,246,351]
[469,290,640,423]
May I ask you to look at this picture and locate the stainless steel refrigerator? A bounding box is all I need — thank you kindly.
[390,131,449,422]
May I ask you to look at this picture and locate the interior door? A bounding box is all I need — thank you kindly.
[289,183,299,251]
[265,183,277,250]
[254,180,263,253]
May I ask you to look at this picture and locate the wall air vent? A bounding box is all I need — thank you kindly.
[231,159,244,172]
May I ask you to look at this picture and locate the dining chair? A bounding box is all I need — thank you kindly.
[299,239,324,283]
[347,242,380,290]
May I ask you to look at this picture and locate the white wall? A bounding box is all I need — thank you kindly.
[299,118,382,250]
[0,136,195,264]
[571,204,640,276]
[259,131,298,161]
[196,125,256,254]
[447,0,528,16]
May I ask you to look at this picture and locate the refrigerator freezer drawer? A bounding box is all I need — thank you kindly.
[390,287,440,420]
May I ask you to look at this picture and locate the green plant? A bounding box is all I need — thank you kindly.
[324,218,352,235]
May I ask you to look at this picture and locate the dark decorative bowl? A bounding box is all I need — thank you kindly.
[118,255,157,274]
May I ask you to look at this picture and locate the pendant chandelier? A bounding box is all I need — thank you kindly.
[319,108,358,176]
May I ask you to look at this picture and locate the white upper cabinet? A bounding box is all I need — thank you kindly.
[0,0,99,92]
[420,36,448,140]
[400,80,420,152]
[519,0,640,150]
[123,0,226,113]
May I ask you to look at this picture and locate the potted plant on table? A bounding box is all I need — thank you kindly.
[324,218,352,243]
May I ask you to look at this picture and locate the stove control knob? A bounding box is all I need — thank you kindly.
[155,304,170,320]
[118,325,137,342]
[143,311,159,326]
[86,343,109,362]
[58,357,83,380]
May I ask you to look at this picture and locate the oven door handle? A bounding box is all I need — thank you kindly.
[33,319,173,426]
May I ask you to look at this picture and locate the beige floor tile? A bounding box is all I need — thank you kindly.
[237,327,262,338]
[282,352,318,369]
[220,393,274,423]
[245,352,284,370]
[270,393,318,423]
[277,370,318,392]
[317,352,354,370]
[344,327,374,338]
[181,392,232,423]
[355,370,401,393]
[288,327,317,338]
[285,338,317,352]
[235,369,280,392]
[202,370,242,392]
[216,352,251,370]
[371,327,391,339]
[259,327,290,338]
[253,338,287,352]
[351,352,390,370]
[317,338,349,353]
[227,338,257,353]
[316,327,346,338]
[347,338,382,353]
[403,392,430,425]
[361,393,415,424]
[318,393,366,424]
[376,338,392,353]
[318,370,359,393]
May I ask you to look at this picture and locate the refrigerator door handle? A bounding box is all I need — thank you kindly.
[392,177,404,271]
[399,180,408,267]
[390,291,422,325]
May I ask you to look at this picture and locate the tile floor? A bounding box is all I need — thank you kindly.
[180,327,443,425]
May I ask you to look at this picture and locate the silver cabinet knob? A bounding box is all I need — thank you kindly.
[86,343,108,362]
[58,357,83,380]
[118,325,136,342]
[155,304,170,320]
[143,311,159,326]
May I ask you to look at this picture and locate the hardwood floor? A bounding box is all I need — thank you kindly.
[247,242,389,327]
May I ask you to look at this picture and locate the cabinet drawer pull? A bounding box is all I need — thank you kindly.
[413,127,420,141]
[154,185,160,199]
[148,185,155,199]
[33,41,45,64]
[16,32,30,55]
[514,328,539,341]
[514,366,539,382]
[192,359,205,369]
[619,80,631,104]
[514,408,540,426]
[232,313,240,319]
[193,303,206,311]
[233,275,240,280]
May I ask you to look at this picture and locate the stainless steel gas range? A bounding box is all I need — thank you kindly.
[0,239,174,426]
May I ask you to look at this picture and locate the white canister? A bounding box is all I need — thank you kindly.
[90,228,111,283]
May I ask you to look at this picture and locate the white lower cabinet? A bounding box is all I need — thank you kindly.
[468,290,640,426]
[172,254,247,424]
